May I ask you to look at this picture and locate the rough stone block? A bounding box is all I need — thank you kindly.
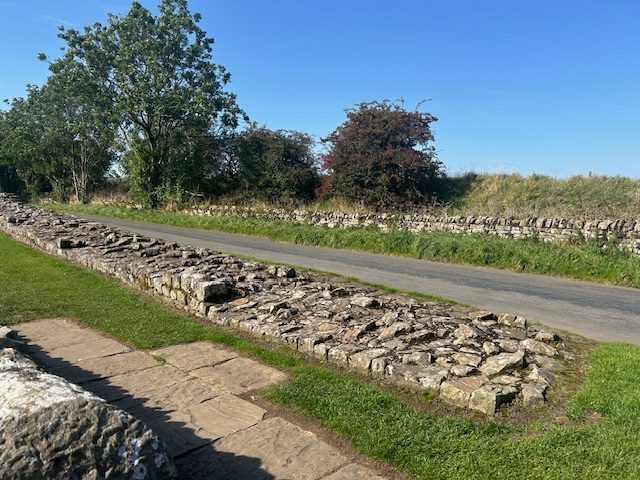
[349,348,389,372]
[527,365,557,387]
[371,356,389,377]
[478,350,525,376]
[351,295,380,308]
[439,376,487,408]
[520,339,558,357]
[521,383,547,407]
[328,344,361,365]
[0,348,175,479]
[498,313,527,329]
[194,280,232,302]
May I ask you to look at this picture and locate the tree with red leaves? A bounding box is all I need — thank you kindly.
[320,100,442,207]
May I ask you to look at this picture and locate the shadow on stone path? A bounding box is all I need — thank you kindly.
[14,318,386,480]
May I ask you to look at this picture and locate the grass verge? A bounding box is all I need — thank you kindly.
[49,203,640,288]
[2,232,640,478]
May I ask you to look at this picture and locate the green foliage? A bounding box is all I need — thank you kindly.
[0,112,26,195]
[321,100,442,207]
[231,126,320,202]
[43,58,115,203]
[3,232,640,479]
[0,164,25,196]
[0,86,67,199]
[57,0,245,207]
[0,56,114,202]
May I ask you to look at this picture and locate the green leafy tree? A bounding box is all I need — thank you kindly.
[232,126,320,202]
[57,0,245,206]
[0,68,115,203]
[0,86,68,199]
[0,111,26,195]
[321,100,442,207]
[43,56,116,203]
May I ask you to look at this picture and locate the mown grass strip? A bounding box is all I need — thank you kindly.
[2,232,640,479]
[49,203,640,288]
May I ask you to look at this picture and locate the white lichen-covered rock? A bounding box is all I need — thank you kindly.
[439,376,488,408]
[520,338,558,356]
[468,384,518,414]
[0,347,176,479]
[527,365,557,387]
[497,313,527,329]
[521,383,547,407]
[478,350,525,376]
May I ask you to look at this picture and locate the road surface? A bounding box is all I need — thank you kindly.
[76,213,640,345]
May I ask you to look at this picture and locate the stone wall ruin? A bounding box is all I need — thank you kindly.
[189,204,640,255]
[1,194,577,415]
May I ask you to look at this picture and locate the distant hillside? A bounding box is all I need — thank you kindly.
[438,173,640,219]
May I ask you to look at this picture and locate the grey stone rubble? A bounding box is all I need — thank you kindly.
[0,326,176,479]
[188,204,640,255]
[0,194,574,414]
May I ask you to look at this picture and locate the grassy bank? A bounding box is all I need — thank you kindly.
[48,203,640,288]
[442,173,640,219]
[309,173,640,218]
[2,232,640,479]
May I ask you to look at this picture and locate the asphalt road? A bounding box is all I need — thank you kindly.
[77,213,640,345]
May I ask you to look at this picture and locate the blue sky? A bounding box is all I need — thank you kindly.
[1,0,639,177]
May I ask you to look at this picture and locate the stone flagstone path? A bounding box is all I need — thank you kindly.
[14,318,388,480]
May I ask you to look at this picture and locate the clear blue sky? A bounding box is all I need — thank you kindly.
[1,0,639,177]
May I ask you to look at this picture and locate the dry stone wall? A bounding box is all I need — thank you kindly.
[1,194,577,415]
[190,205,640,255]
[0,326,176,479]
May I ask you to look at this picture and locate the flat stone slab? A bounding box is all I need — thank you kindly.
[13,317,82,339]
[113,377,220,422]
[49,351,159,384]
[182,393,266,439]
[15,318,105,351]
[145,393,265,457]
[212,417,349,479]
[86,364,185,402]
[190,356,289,394]
[145,410,215,456]
[30,337,130,364]
[151,341,238,371]
[323,463,387,480]
[174,444,274,479]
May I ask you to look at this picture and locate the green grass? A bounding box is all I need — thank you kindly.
[48,203,640,288]
[2,232,640,479]
[440,173,640,219]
